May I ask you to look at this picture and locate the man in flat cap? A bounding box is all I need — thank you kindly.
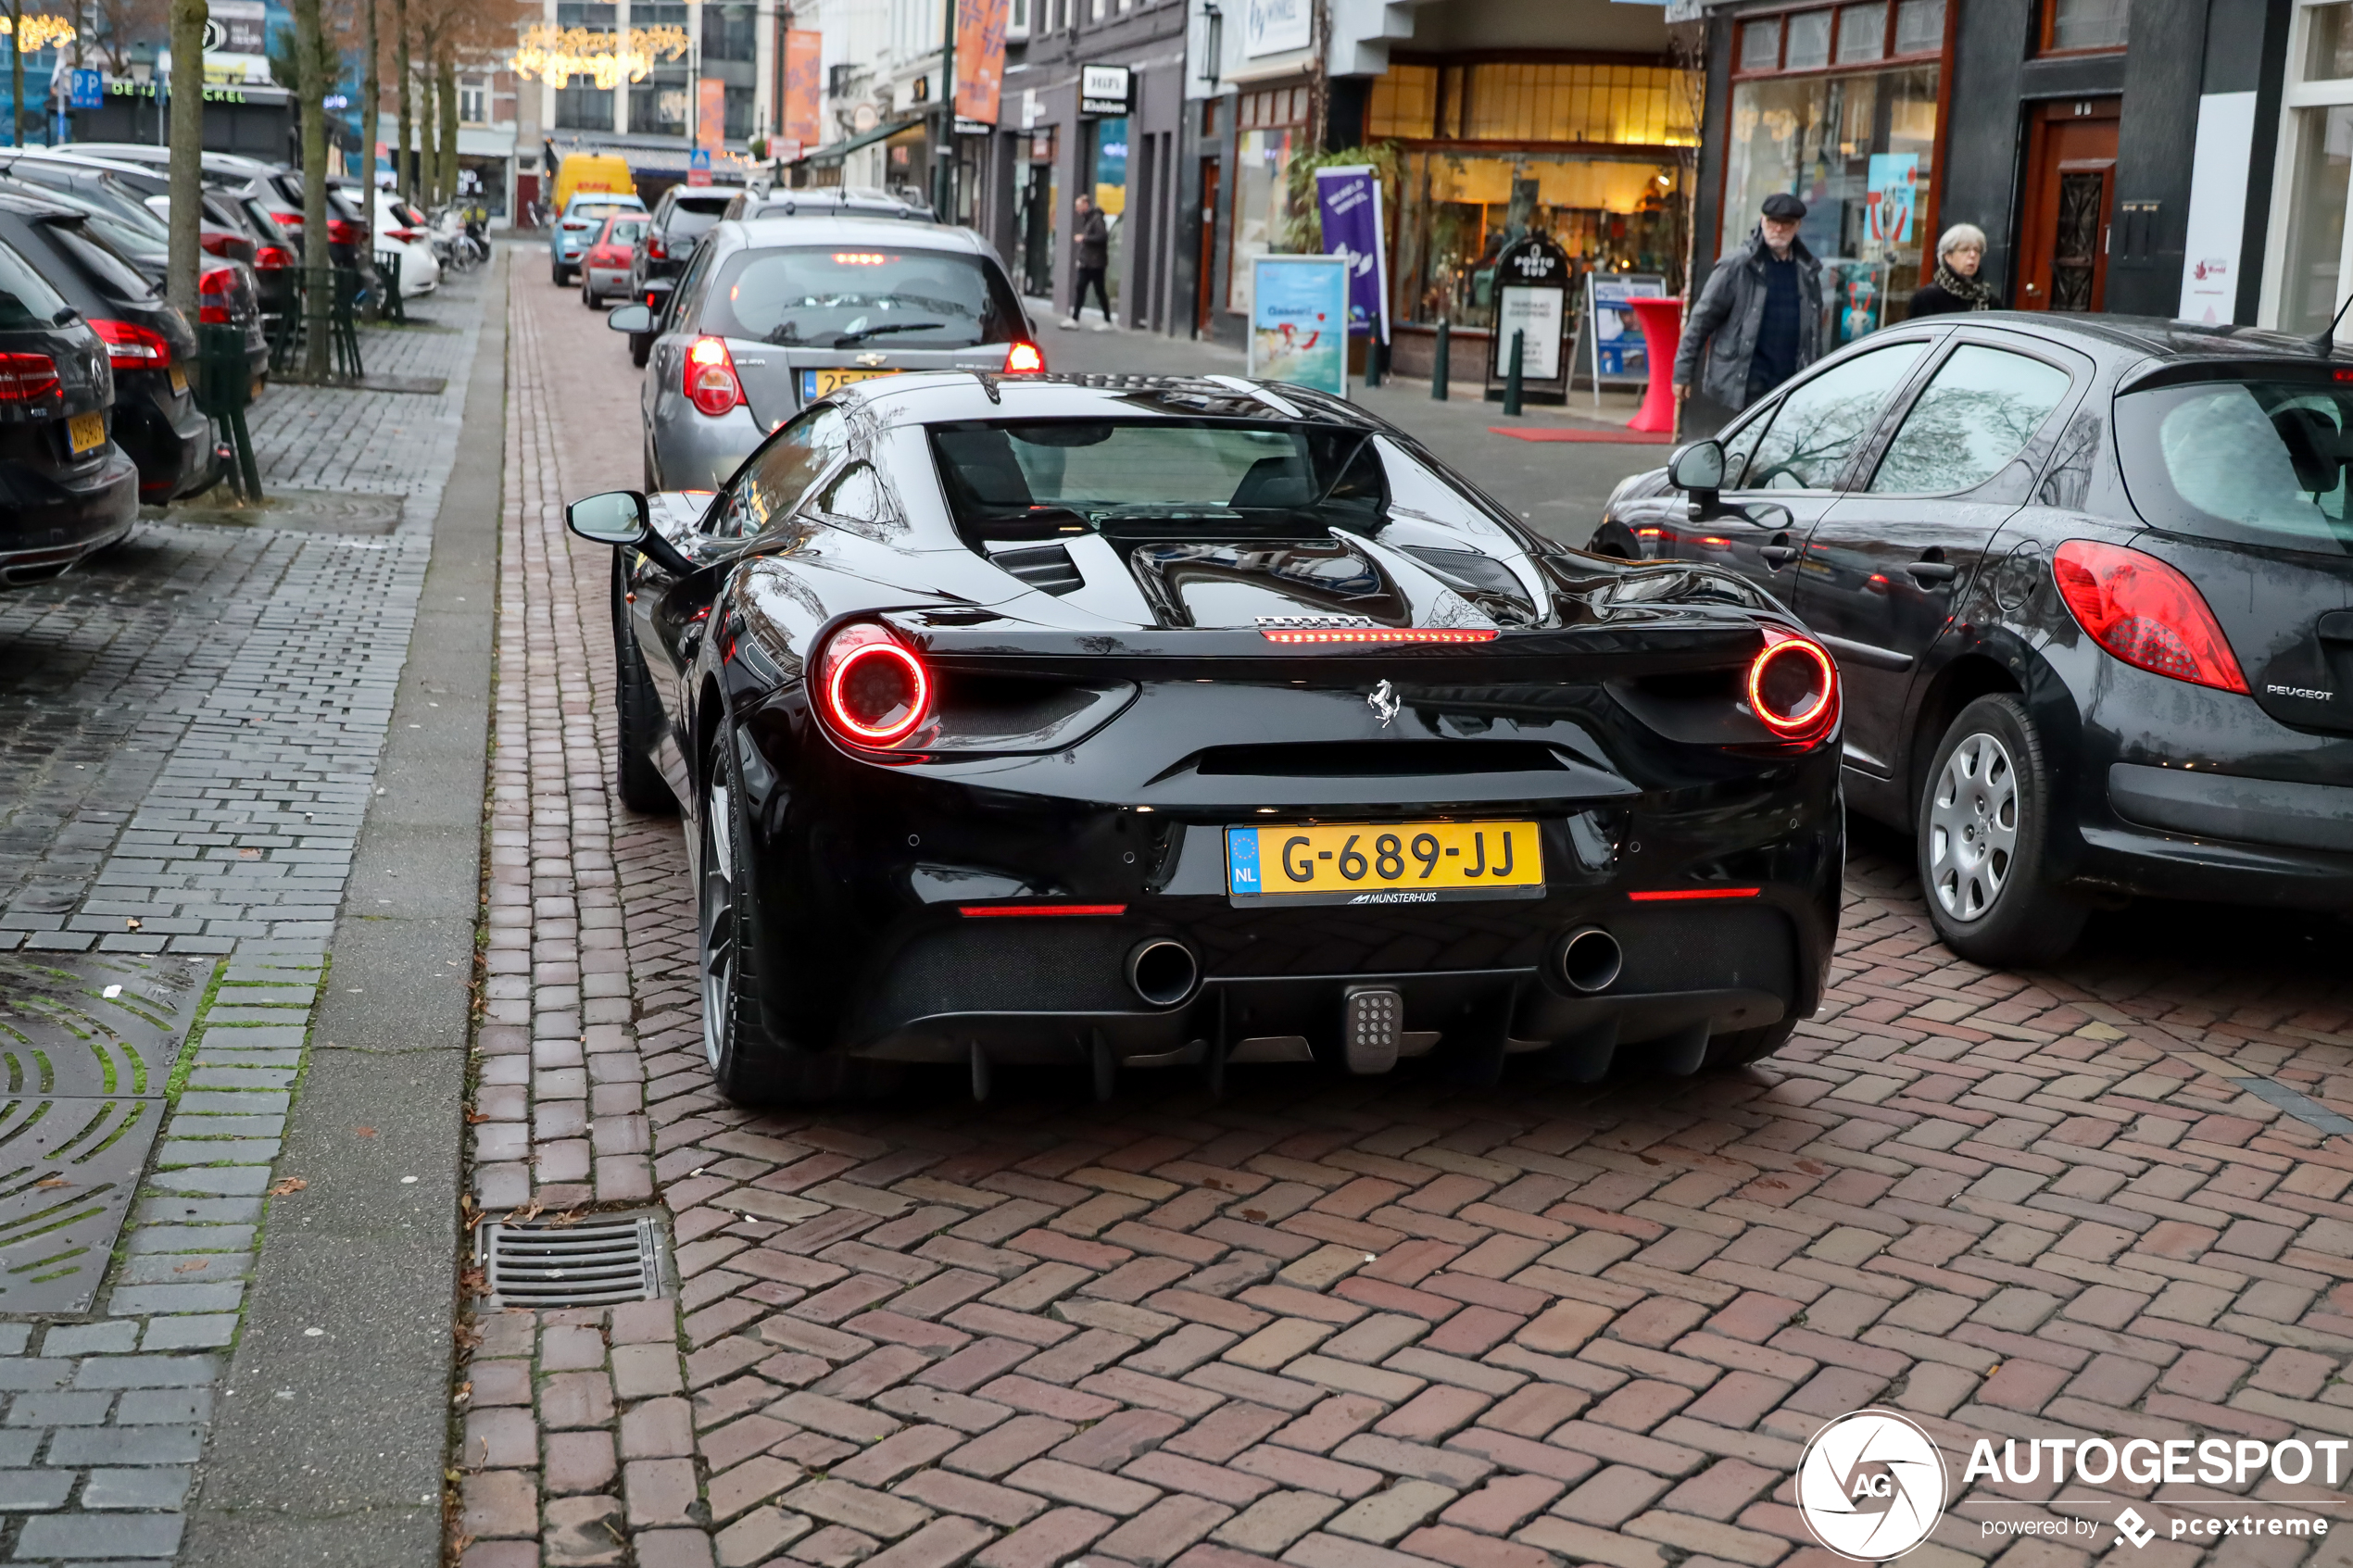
[1674,191,1823,417]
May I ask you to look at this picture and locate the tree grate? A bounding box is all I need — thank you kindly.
[475,1211,671,1310]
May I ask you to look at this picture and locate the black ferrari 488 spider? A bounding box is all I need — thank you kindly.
[566,372,1844,1103]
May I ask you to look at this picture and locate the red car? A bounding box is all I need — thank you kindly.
[582,214,648,309]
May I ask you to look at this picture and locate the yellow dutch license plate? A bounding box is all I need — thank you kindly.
[1227,821,1543,905]
[67,411,105,456]
[169,366,188,395]
[799,367,899,400]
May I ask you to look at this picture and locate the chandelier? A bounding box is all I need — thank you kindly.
[510,22,689,90]
[0,15,78,51]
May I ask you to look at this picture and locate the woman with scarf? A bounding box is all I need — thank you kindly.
[1909,223,2001,316]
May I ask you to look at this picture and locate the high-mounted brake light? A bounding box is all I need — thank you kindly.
[1004,341,1045,373]
[1746,626,1838,741]
[2053,539,2247,694]
[685,336,744,418]
[0,353,59,403]
[91,319,171,370]
[832,252,888,265]
[813,622,931,746]
[1258,627,1498,645]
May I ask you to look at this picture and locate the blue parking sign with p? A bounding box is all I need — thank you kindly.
[69,70,104,110]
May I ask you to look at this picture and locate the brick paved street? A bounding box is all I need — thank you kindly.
[467,262,2353,1568]
[0,262,494,1565]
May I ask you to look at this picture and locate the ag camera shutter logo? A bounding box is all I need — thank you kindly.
[1795,1410,1949,1561]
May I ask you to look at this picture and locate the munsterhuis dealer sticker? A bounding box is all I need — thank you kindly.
[1793,1409,2342,1561]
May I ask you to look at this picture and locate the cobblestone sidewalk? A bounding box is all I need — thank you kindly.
[0,263,493,1563]
[468,262,2353,1568]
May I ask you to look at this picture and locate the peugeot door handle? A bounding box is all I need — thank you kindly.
[1761,544,1797,569]
[1906,560,1957,584]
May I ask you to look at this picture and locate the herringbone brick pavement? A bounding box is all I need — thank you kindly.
[457,262,2353,1568]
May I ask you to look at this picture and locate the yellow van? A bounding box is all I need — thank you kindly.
[554,153,635,212]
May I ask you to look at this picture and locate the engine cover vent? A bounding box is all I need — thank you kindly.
[476,1210,672,1310]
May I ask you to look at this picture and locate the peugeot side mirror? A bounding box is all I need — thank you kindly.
[1667,439,1726,517]
[607,302,654,332]
[566,490,696,574]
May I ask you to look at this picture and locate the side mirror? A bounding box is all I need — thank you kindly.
[568,490,699,574]
[1667,439,1726,494]
[608,302,654,333]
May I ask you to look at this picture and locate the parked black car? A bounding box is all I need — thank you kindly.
[0,194,214,505]
[1594,314,2353,964]
[0,226,137,583]
[565,372,1845,1103]
[623,187,733,365]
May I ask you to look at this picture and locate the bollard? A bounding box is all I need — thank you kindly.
[194,321,262,502]
[1364,336,1382,390]
[1503,329,1526,417]
[1431,320,1450,401]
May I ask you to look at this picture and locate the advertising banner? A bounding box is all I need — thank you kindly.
[1244,0,1311,56]
[1249,256,1348,397]
[1312,165,1389,343]
[954,0,1010,124]
[697,79,726,155]
[1866,152,1919,245]
[782,30,823,148]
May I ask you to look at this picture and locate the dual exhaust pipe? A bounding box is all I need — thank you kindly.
[1125,928,1620,1010]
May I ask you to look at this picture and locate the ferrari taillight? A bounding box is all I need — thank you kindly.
[2053,539,2247,694]
[1004,341,1045,373]
[1747,626,1838,742]
[813,622,931,746]
[686,336,743,418]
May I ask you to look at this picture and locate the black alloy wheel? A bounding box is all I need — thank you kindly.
[1917,694,2088,965]
[610,572,673,814]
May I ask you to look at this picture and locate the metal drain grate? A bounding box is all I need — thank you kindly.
[476,1211,671,1309]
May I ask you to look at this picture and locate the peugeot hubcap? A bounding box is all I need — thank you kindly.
[698,781,735,1070]
[1927,731,2018,923]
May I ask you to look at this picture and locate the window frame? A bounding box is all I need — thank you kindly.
[2035,0,2131,56]
[1727,0,1945,79]
[2262,0,2353,332]
[1730,334,1944,495]
[1858,332,2088,498]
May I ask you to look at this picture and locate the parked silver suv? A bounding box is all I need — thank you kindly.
[605,214,1038,492]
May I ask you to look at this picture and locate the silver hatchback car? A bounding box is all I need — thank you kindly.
[604,214,1040,491]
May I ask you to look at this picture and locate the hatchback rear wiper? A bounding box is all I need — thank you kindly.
[828,321,947,346]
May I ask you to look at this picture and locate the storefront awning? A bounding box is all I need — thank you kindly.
[802,116,927,165]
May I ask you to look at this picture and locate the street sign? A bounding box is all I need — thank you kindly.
[69,69,103,110]
[1079,64,1129,116]
[687,147,711,187]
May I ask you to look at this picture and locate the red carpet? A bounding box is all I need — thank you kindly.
[1490,425,1675,444]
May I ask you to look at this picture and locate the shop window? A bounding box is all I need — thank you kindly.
[1227,86,1307,317]
[1785,10,1833,67]
[1366,63,1438,139]
[1837,3,1887,61]
[1721,66,1940,334]
[2044,0,2129,51]
[2283,105,2353,332]
[1456,63,1695,147]
[1894,0,1945,52]
[1739,19,1782,71]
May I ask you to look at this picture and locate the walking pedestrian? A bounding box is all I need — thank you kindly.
[1672,192,1824,415]
[1063,194,1114,332]
[1907,223,2000,316]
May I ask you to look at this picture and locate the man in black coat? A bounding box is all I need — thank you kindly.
[1672,192,1824,419]
[1063,194,1114,331]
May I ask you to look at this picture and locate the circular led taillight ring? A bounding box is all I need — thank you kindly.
[821,631,930,746]
[1748,632,1837,738]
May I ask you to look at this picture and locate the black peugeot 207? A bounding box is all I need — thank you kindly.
[0,194,212,505]
[566,372,1845,1104]
[1592,314,2353,967]
[0,227,136,584]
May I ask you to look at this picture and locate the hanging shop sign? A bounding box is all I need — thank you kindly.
[1080,64,1130,116]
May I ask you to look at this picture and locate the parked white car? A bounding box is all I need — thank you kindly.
[370,191,441,297]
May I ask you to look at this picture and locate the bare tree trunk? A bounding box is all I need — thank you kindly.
[395,0,412,200]
[436,44,458,210]
[9,0,26,149]
[167,0,208,322]
[361,0,381,317]
[295,0,331,377]
[416,33,437,204]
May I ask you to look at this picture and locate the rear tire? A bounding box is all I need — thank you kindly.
[552,262,572,286]
[612,577,674,816]
[630,334,650,369]
[1917,694,2088,965]
[583,280,598,307]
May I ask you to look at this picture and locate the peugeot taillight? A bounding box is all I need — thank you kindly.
[255,245,293,270]
[2053,539,2247,694]
[91,319,171,370]
[1004,341,1045,373]
[198,267,235,325]
[813,623,931,746]
[685,336,743,418]
[1747,626,1839,742]
[0,353,59,402]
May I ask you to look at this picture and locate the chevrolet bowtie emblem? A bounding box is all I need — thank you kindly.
[854,352,888,367]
